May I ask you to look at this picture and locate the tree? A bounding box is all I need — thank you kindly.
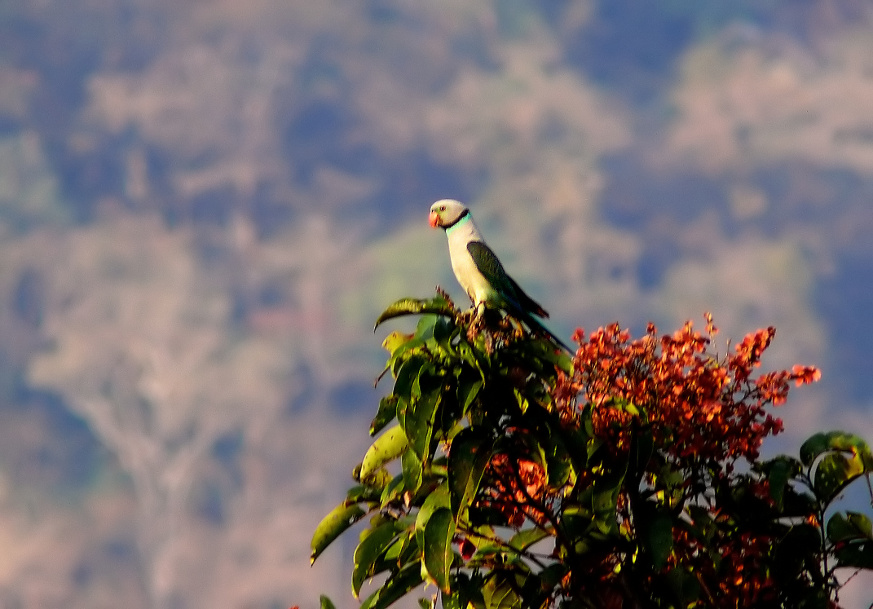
[311,293,873,608]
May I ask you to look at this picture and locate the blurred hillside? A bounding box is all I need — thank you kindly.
[1,1,873,607]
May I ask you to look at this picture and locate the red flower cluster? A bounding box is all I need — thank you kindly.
[477,453,550,528]
[556,316,820,465]
[548,316,822,605]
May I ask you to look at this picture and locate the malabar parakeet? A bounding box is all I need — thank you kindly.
[428,199,570,351]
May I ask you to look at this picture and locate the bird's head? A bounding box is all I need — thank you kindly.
[429,199,469,229]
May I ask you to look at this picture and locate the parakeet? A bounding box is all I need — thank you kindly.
[428,199,569,351]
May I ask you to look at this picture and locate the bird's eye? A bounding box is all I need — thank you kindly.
[439,205,445,211]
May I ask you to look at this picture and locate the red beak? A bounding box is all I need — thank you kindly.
[428,211,440,228]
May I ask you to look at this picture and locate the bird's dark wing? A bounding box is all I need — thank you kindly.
[506,275,549,318]
[467,241,506,283]
[467,241,549,318]
[466,242,565,350]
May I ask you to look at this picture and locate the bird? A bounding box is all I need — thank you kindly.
[428,199,570,351]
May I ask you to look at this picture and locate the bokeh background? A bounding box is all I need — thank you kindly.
[2,1,873,607]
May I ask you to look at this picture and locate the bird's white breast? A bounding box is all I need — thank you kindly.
[446,218,492,306]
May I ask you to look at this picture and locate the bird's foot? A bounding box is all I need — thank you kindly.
[465,309,482,341]
[464,312,498,354]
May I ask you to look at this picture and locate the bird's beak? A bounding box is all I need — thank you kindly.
[428,211,440,228]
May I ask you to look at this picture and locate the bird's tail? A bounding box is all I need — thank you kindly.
[519,312,572,353]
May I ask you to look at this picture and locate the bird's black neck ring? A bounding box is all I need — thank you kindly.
[442,209,471,231]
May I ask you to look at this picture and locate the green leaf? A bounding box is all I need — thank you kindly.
[395,356,427,400]
[458,377,483,414]
[779,485,818,519]
[449,427,494,517]
[416,483,451,520]
[418,597,436,609]
[759,455,802,508]
[527,339,573,373]
[353,519,401,597]
[440,592,462,609]
[427,457,448,479]
[458,340,489,380]
[423,508,456,592]
[772,523,822,583]
[683,505,716,544]
[591,463,625,536]
[402,449,424,493]
[455,573,486,609]
[560,504,594,541]
[536,563,568,592]
[508,527,551,552]
[827,511,873,543]
[360,425,409,482]
[371,396,399,436]
[375,296,454,331]
[311,503,366,564]
[319,595,337,609]
[402,377,440,461]
[644,510,674,571]
[382,331,415,355]
[380,474,406,507]
[800,431,873,469]
[389,529,421,571]
[652,461,685,510]
[352,467,393,494]
[359,562,425,609]
[415,484,451,547]
[415,314,440,339]
[559,418,591,474]
[542,433,574,489]
[813,451,867,503]
[664,568,701,608]
[482,573,523,609]
[799,432,832,467]
[433,316,458,355]
[512,388,529,414]
[379,334,428,386]
[834,540,873,570]
[610,397,640,416]
[383,531,414,564]
[346,483,382,504]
